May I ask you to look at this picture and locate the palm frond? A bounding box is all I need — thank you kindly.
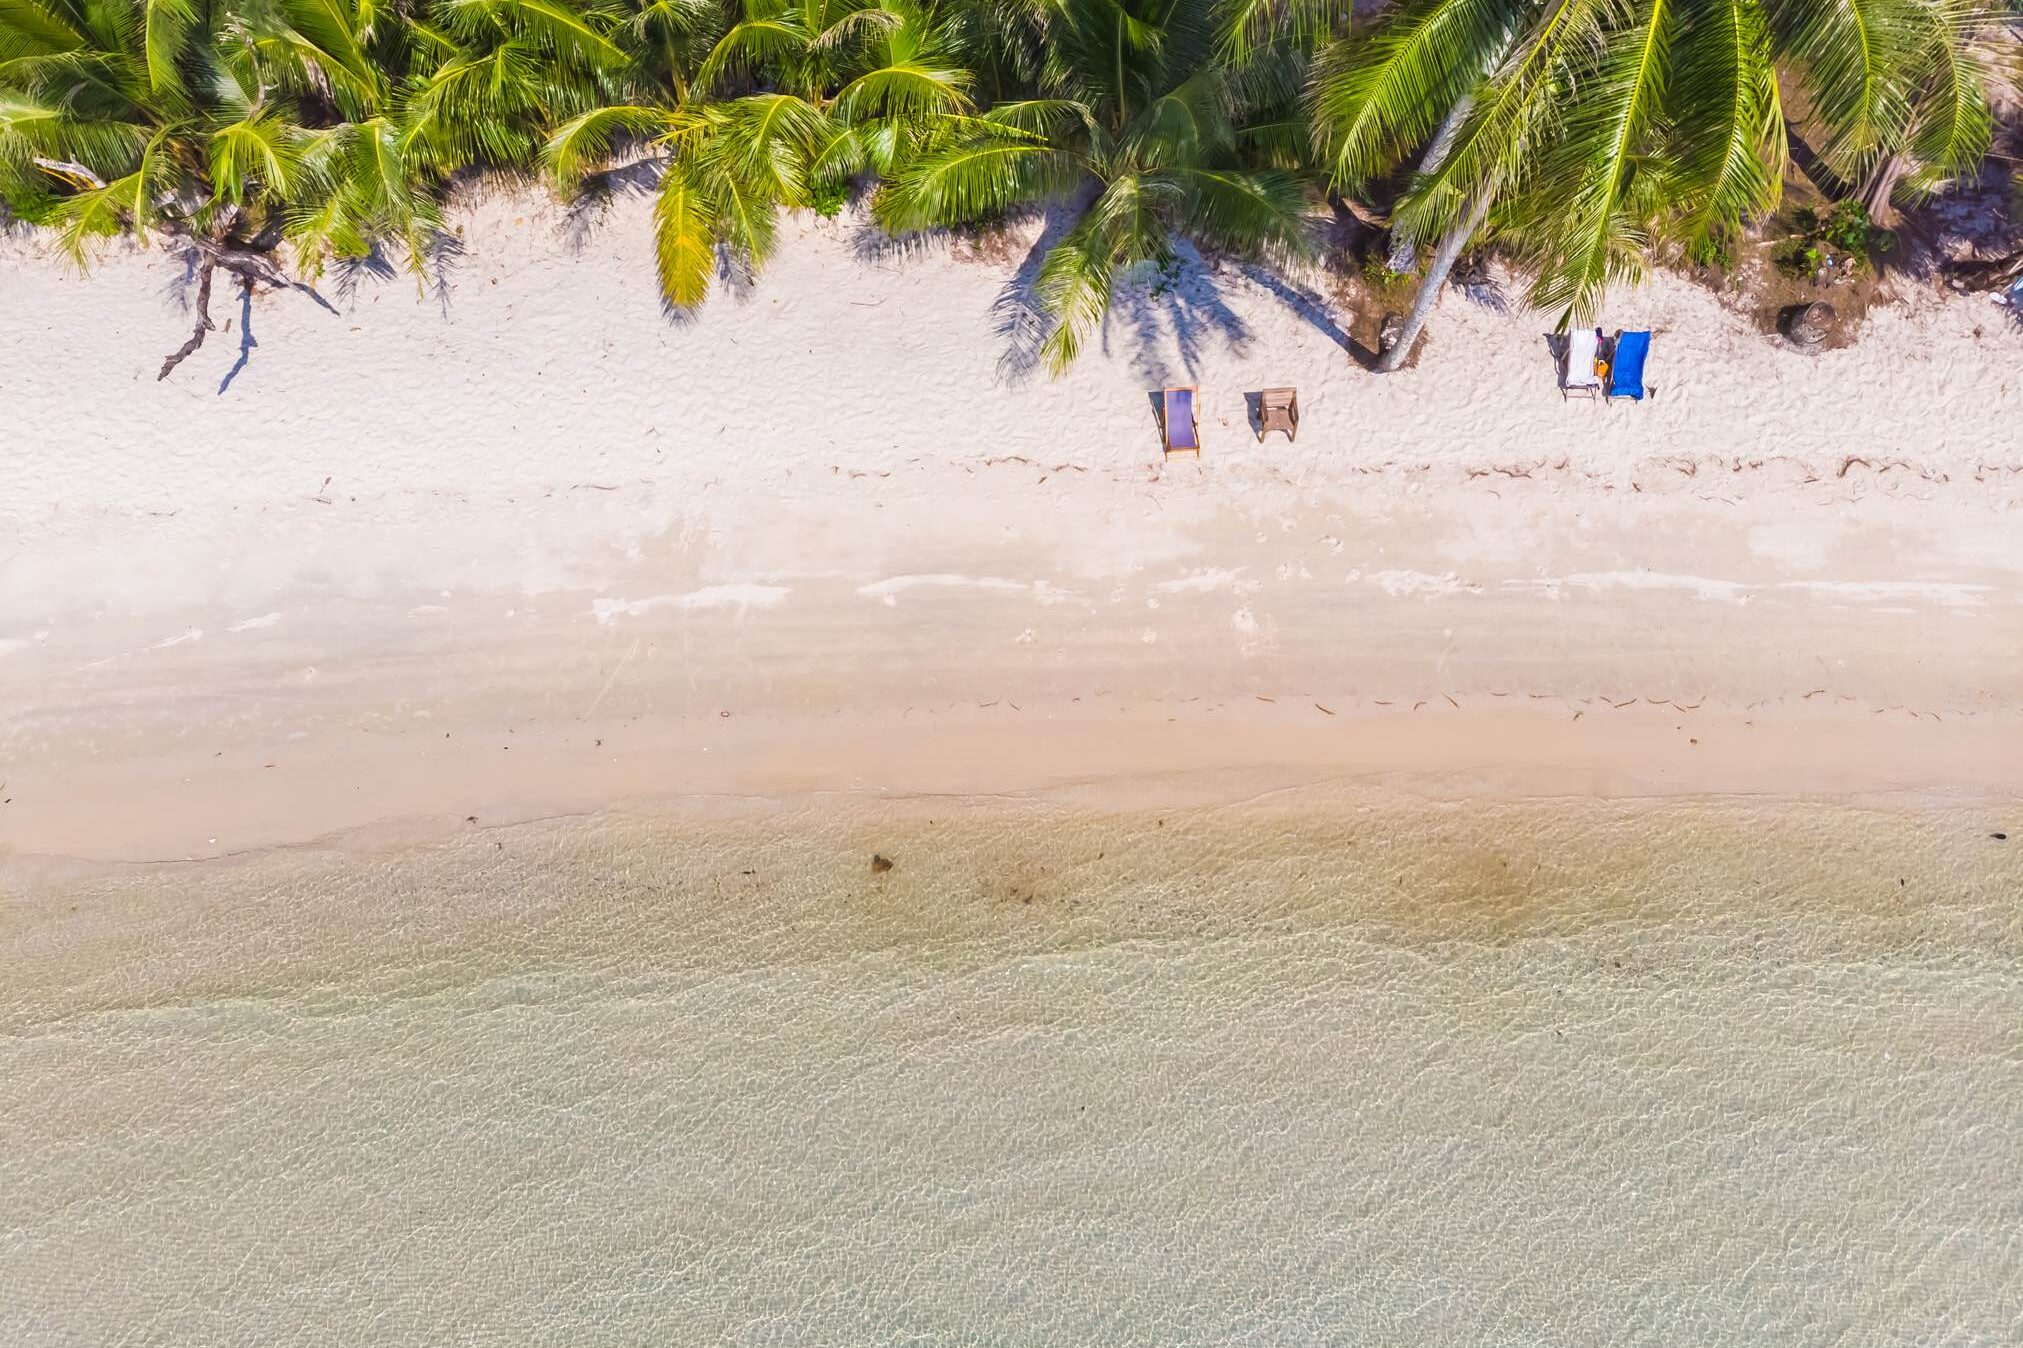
[1765,0,1920,175]
[1670,0,1783,241]
[653,157,715,304]
[1901,0,1993,194]
[1218,0,1339,69]
[142,0,195,92]
[835,59,974,117]
[211,111,302,202]
[1394,0,1609,244]
[1523,0,1678,319]
[544,101,672,183]
[1308,0,1519,190]
[1032,212,1116,372]
[1123,65,1233,167]
[872,129,1071,229]
[0,0,90,56]
[1166,163,1310,266]
[697,17,807,90]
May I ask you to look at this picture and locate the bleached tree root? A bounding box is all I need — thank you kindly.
[158,260,219,381]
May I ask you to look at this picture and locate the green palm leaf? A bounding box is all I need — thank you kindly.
[835,59,973,117]
[1766,0,1917,175]
[1523,0,1677,318]
[1309,0,1519,190]
[143,0,195,92]
[872,132,1065,230]
[0,0,89,55]
[1165,163,1310,265]
[1394,0,1609,244]
[1032,213,1117,372]
[1670,0,1783,241]
[211,112,301,202]
[544,102,674,183]
[1902,0,1992,193]
[653,159,715,304]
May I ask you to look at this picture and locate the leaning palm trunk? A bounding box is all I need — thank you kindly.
[1376,189,1493,372]
[1385,96,1473,273]
[1858,154,1908,228]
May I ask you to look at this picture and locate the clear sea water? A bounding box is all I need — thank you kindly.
[4,796,2020,1346]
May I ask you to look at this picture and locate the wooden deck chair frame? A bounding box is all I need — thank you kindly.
[1161,386,1201,458]
[1257,387,1299,442]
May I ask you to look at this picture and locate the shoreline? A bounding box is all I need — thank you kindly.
[4,188,2021,867]
[8,699,2020,869]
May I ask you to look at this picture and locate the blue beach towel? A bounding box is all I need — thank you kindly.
[1609,331,1651,400]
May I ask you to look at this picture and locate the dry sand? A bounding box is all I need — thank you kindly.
[2,188,2020,865]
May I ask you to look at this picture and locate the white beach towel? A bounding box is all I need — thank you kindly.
[1565,328,1601,389]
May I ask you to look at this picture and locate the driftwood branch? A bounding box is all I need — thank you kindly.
[1946,251,2023,293]
[31,156,108,190]
[1328,191,1388,230]
[183,234,295,288]
[153,219,340,378]
[158,260,220,381]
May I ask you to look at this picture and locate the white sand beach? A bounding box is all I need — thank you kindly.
[3,189,2021,863]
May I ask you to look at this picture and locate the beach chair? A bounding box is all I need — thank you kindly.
[1257,387,1299,442]
[1607,330,1654,402]
[1562,328,1603,402]
[1161,387,1201,457]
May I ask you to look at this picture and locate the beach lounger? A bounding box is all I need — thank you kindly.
[1161,386,1200,457]
[1563,328,1602,402]
[1607,330,1654,402]
[1257,387,1299,442]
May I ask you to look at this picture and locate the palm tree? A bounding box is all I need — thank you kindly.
[0,0,442,375]
[400,0,635,175]
[872,0,1315,372]
[543,0,978,307]
[1316,0,2008,371]
[1767,0,2004,226]
[1314,0,1787,371]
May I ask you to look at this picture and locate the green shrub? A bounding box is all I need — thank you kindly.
[1685,233,1733,271]
[1777,201,1886,281]
[1361,254,1413,290]
[809,178,851,219]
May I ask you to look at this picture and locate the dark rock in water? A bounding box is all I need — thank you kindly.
[1783,301,1838,349]
[1379,313,1404,354]
[870,854,894,873]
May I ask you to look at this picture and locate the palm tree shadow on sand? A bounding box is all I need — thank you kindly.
[1106,252,1251,389]
[1234,263,1379,369]
[319,231,465,332]
[984,205,1080,387]
[561,158,665,256]
[986,213,1382,385]
[216,281,259,394]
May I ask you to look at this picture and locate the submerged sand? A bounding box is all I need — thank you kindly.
[5,796,2020,1345]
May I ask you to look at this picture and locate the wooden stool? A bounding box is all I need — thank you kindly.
[1257,387,1299,442]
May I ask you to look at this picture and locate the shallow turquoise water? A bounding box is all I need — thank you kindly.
[4,797,2020,1346]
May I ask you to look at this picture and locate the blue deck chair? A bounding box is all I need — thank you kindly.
[1607,330,1653,402]
[1161,387,1201,457]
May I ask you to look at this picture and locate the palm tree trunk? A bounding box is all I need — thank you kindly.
[1858,154,1905,228]
[1375,190,1493,373]
[1385,98,1472,273]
